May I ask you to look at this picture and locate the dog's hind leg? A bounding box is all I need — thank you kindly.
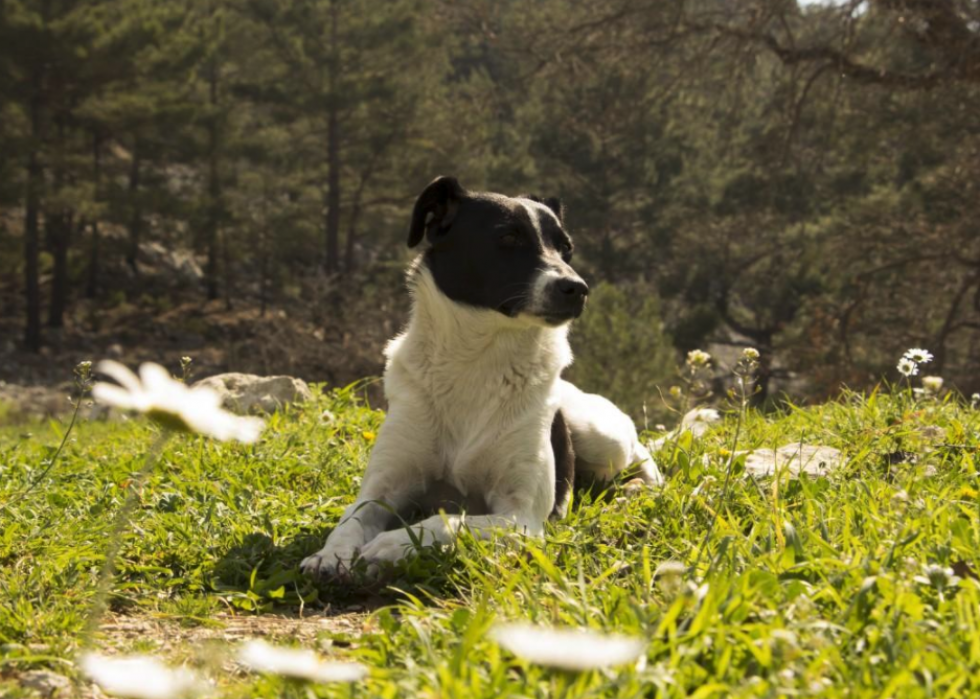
[556,380,664,487]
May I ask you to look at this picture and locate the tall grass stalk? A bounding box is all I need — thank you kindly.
[82,432,170,646]
[0,362,91,515]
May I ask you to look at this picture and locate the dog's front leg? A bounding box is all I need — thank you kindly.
[359,508,546,566]
[300,494,399,578]
[300,422,426,578]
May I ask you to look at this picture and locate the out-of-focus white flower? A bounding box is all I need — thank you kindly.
[741,347,760,361]
[654,561,686,581]
[80,653,204,699]
[238,640,368,683]
[904,348,933,364]
[93,361,264,443]
[654,561,686,595]
[490,623,646,671]
[897,358,918,377]
[914,564,958,588]
[686,350,712,368]
[922,376,943,393]
[972,393,980,408]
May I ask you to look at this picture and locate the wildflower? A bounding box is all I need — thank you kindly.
[891,489,909,510]
[741,347,760,361]
[914,564,957,589]
[238,640,367,683]
[92,361,264,443]
[362,431,376,441]
[668,385,682,398]
[490,623,646,671]
[686,349,711,368]
[80,653,204,699]
[897,358,918,377]
[921,376,943,393]
[654,560,686,596]
[904,348,933,364]
[971,393,979,408]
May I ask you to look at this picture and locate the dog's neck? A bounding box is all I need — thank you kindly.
[391,262,572,385]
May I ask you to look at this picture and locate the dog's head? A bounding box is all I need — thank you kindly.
[407,176,589,326]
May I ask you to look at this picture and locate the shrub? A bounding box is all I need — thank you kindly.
[566,282,677,424]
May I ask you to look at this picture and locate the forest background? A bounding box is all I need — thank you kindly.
[2,0,978,421]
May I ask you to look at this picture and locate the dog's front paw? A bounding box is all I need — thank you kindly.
[359,529,422,565]
[300,545,359,580]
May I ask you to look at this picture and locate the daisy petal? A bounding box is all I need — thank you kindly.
[139,363,180,395]
[80,652,204,699]
[96,360,143,395]
[491,623,646,671]
[238,640,368,683]
[92,383,139,410]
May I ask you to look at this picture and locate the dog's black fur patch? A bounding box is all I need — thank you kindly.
[550,409,575,519]
[408,176,587,323]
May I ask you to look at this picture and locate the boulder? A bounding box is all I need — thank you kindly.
[194,373,312,414]
[742,444,844,478]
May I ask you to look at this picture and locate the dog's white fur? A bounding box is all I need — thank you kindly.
[300,257,664,576]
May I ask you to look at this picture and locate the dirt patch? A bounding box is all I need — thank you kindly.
[97,608,374,654]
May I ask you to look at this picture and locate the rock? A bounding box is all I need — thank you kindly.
[742,444,844,478]
[21,670,72,698]
[194,373,312,414]
[137,241,204,283]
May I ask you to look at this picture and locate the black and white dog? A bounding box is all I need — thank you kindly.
[301,177,663,577]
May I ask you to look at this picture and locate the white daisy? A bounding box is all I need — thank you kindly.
[93,361,264,443]
[490,623,646,671]
[904,348,933,364]
[238,640,368,683]
[80,653,204,699]
[897,358,918,377]
[921,376,943,393]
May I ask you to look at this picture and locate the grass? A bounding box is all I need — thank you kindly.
[2,381,980,697]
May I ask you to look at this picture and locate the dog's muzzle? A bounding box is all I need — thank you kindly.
[540,275,589,324]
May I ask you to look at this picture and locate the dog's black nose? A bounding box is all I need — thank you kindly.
[557,278,589,299]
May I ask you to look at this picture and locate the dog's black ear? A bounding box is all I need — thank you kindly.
[542,197,564,224]
[524,194,565,224]
[408,176,465,248]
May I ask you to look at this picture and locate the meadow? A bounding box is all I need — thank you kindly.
[2,375,980,698]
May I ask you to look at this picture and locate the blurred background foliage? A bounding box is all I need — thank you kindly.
[2,0,979,418]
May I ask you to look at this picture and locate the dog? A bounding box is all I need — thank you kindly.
[301,176,666,578]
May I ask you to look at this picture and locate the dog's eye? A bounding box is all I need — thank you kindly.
[559,241,573,258]
[500,231,524,247]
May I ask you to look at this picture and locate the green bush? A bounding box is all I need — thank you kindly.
[566,282,677,424]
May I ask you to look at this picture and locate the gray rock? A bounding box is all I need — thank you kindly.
[194,373,312,414]
[742,444,844,478]
[21,670,72,698]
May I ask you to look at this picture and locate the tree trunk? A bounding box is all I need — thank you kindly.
[206,55,222,301]
[24,74,43,352]
[48,115,69,329]
[47,213,69,328]
[324,0,341,274]
[86,132,102,298]
[126,137,142,272]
